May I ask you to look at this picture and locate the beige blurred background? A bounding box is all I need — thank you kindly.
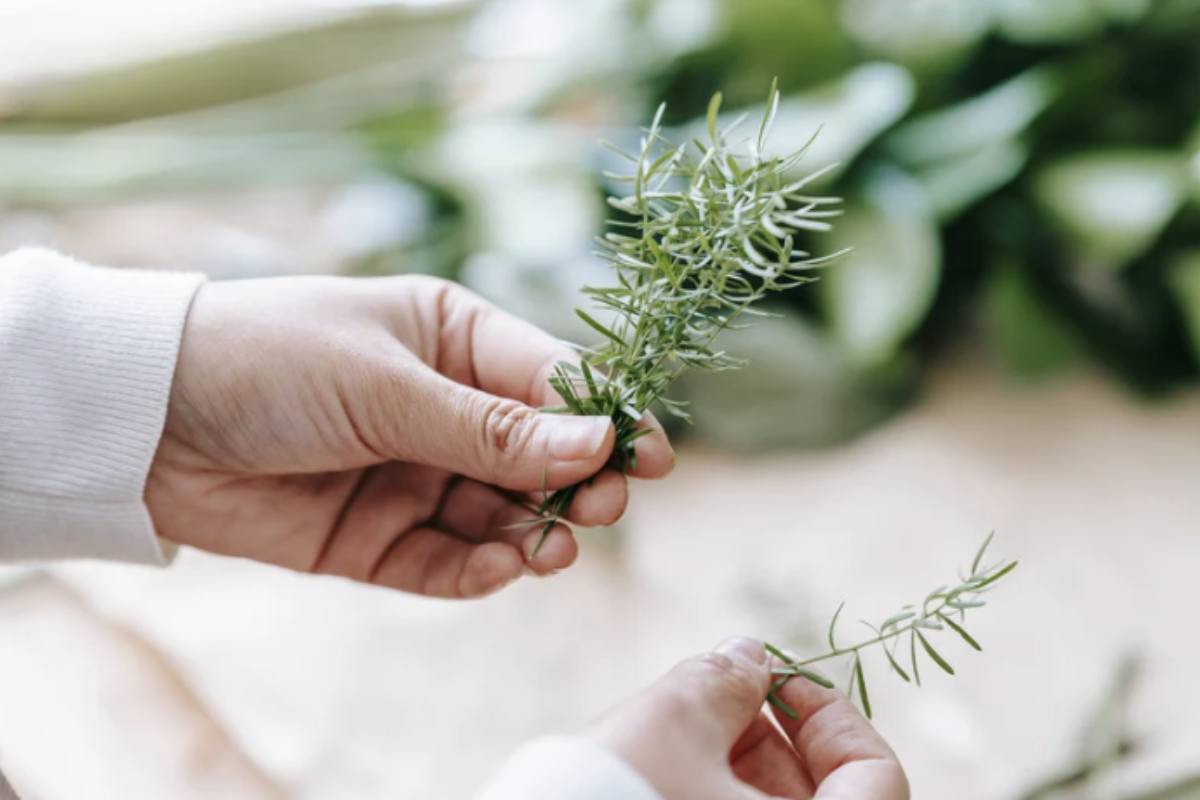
[2,1,1199,798]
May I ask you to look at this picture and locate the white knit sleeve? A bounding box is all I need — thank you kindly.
[0,248,205,564]
[476,737,662,800]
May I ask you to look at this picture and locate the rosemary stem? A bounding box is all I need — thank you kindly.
[765,535,1016,719]
[769,595,956,675]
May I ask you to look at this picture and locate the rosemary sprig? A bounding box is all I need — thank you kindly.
[528,81,844,553]
[765,533,1019,719]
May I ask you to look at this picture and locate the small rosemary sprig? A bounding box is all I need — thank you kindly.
[764,533,1019,719]
[528,81,844,552]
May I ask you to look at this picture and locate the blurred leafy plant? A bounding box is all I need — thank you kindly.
[765,533,1018,719]
[628,0,1200,414]
[523,82,844,552]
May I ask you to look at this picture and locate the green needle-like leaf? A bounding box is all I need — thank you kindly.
[828,601,845,651]
[767,690,800,720]
[973,560,1019,590]
[917,630,956,675]
[706,91,723,143]
[764,642,793,662]
[854,656,873,719]
[882,642,912,683]
[972,530,996,575]
[574,309,625,345]
[940,615,983,651]
[777,666,836,689]
[910,630,922,687]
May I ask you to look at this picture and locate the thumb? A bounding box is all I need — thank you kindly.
[397,369,616,491]
[655,638,773,755]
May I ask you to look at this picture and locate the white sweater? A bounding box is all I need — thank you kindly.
[0,249,661,800]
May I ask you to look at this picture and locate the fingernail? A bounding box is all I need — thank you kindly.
[714,637,767,665]
[548,416,610,460]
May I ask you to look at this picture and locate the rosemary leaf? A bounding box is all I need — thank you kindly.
[910,629,922,688]
[882,641,912,683]
[972,560,1019,590]
[767,689,800,720]
[827,600,845,651]
[940,614,983,652]
[917,630,956,676]
[972,530,996,575]
[854,655,873,719]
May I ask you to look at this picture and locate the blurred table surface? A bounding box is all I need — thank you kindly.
[1,357,1198,800]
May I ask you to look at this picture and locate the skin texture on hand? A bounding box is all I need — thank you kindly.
[146,275,674,598]
[587,638,910,800]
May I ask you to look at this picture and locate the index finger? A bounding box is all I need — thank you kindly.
[430,278,578,407]
[432,280,675,478]
[768,677,909,800]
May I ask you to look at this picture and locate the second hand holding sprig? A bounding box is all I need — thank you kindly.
[526,81,845,553]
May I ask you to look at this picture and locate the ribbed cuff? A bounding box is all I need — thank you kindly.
[0,248,205,564]
[476,737,662,800]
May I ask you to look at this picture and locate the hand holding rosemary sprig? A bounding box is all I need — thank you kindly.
[766,533,1019,719]
[529,82,844,552]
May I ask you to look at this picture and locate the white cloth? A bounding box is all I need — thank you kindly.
[0,248,663,800]
[0,248,203,563]
[476,737,662,800]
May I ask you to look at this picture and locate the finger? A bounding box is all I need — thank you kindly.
[730,713,815,799]
[569,469,629,526]
[527,468,628,527]
[414,278,677,479]
[435,479,578,574]
[648,638,772,756]
[416,277,578,407]
[768,679,909,800]
[626,412,674,480]
[312,463,451,583]
[384,364,616,492]
[567,469,628,526]
[370,526,526,599]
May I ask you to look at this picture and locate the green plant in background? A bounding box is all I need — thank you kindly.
[522,82,844,551]
[628,0,1200,441]
[766,533,1018,719]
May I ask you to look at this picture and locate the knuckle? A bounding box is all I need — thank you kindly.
[404,273,455,297]
[479,397,538,460]
[678,653,763,707]
[415,274,480,319]
[696,652,751,682]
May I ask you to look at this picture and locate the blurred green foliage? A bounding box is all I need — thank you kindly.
[524,0,1197,446]
[639,0,1200,401]
[2,0,1199,446]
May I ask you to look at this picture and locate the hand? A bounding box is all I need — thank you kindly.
[587,638,909,800]
[146,275,673,598]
